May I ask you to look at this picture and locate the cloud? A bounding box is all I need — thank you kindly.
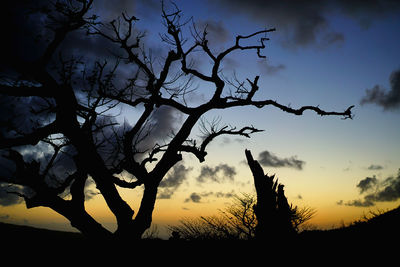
[183,191,234,203]
[321,32,345,46]
[160,164,192,188]
[185,192,202,203]
[339,199,375,207]
[136,106,183,154]
[200,190,235,199]
[214,191,235,198]
[340,169,400,207]
[257,150,305,170]
[196,164,236,183]
[356,176,378,194]
[360,69,400,111]
[367,164,384,171]
[257,60,286,75]
[208,0,400,48]
[158,164,192,199]
[0,183,23,206]
[369,173,400,202]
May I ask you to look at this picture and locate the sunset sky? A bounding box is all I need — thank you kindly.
[1,0,400,237]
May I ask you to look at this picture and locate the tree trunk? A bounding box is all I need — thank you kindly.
[112,181,159,240]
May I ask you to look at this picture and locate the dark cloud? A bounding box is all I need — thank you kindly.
[183,190,235,203]
[257,60,286,75]
[321,32,345,46]
[367,164,384,171]
[0,183,22,206]
[196,164,236,183]
[0,96,56,141]
[209,0,400,48]
[135,106,183,155]
[158,164,192,199]
[160,164,192,188]
[0,142,100,206]
[360,69,400,111]
[339,199,375,207]
[185,192,202,203]
[257,150,305,170]
[356,176,378,194]
[0,0,184,205]
[211,191,234,198]
[340,169,400,207]
[183,191,234,203]
[370,173,400,202]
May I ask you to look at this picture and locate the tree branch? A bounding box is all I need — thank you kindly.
[112,176,143,189]
[178,124,264,163]
[0,121,59,149]
[221,98,355,119]
[0,84,53,97]
[200,126,264,154]
[39,0,94,67]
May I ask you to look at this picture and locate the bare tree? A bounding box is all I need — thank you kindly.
[0,1,353,240]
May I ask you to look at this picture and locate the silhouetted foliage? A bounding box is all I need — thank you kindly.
[168,190,315,240]
[0,0,352,240]
[169,193,257,240]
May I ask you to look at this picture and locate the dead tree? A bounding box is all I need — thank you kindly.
[245,149,296,239]
[0,1,353,240]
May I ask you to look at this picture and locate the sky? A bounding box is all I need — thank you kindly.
[1,0,400,237]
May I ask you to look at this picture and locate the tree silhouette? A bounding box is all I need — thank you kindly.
[0,1,353,240]
[245,149,316,239]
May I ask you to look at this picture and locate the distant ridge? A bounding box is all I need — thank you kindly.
[300,205,400,244]
[0,222,83,242]
[1,205,399,245]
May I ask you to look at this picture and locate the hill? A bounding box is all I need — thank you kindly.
[1,205,399,251]
[300,205,400,245]
[0,222,84,243]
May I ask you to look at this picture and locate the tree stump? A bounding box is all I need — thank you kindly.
[245,149,296,240]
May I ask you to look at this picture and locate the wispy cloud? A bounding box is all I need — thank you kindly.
[184,191,234,203]
[367,164,384,171]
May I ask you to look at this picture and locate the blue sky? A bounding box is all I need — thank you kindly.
[1,0,400,234]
